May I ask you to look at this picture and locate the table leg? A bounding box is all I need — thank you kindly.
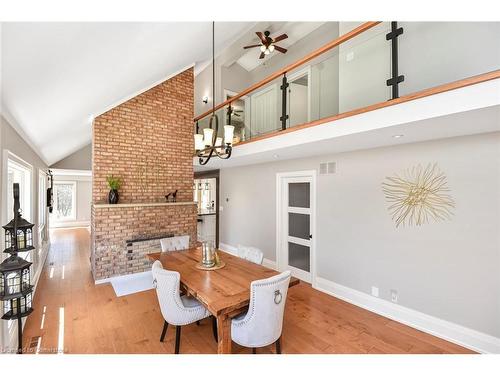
[216,314,232,354]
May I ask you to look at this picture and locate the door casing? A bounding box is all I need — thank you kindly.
[276,170,317,286]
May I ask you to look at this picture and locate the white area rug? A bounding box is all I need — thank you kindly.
[110,271,154,297]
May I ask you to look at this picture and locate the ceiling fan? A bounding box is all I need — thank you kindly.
[243,31,288,59]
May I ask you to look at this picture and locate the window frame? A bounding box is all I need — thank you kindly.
[38,169,47,231]
[5,153,33,223]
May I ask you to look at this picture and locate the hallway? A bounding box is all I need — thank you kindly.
[21,228,473,354]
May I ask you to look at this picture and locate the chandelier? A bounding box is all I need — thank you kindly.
[194,22,234,166]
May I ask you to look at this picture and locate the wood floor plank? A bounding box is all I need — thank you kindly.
[20,228,475,354]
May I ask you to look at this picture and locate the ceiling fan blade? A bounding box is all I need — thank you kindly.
[272,33,288,43]
[274,45,288,54]
[256,31,267,44]
[259,52,265,59]
[243,44,261,49]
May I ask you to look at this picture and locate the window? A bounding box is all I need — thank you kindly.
[7,158,32,222]
[52,181,76,221]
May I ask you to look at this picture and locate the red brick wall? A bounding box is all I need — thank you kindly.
[91,68,197,280]
[92,68,194,203]
[91,203,197,280]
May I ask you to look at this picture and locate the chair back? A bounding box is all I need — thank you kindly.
[232,270,291,347]
[237,244,264,265]
[160,235,190,252]
[151,260,189,325]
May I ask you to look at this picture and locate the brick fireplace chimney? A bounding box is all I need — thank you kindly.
[91,67,197,281]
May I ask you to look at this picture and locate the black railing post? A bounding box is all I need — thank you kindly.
[195,121,199,134]
[280,73,289,130]
[386,21,405,99]
[227,104,232,126]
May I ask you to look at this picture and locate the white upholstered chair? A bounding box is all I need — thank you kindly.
[237,244,264,265]
[152,260,211,353]
[160,235,190,252]
[231,270,291,354]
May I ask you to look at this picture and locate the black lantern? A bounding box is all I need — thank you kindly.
[1,183,35,354]
[3,214,35,254]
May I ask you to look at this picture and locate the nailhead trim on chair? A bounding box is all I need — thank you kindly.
[232,272,290,328]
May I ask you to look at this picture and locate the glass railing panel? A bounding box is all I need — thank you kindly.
[195,22,500,147]
[399,22,500,96]
[337,22,391,113]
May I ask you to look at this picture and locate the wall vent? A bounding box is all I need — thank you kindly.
[319,163,328,175]
[320,162,336,175]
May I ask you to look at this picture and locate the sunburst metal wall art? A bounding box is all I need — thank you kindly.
[382,163,455,228]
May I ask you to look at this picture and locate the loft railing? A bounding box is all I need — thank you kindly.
[194,22,500,146]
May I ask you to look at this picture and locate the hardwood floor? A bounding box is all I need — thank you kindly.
[22,228,474,354]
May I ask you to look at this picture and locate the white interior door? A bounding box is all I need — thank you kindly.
[250,84,277,137]
[277,171,316,283]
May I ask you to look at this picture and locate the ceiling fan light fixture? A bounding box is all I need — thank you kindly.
[268,44,275,52]
[264,49,270,55]
[260,45,266,52]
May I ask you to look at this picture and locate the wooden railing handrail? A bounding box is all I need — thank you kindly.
[194,21,381,122]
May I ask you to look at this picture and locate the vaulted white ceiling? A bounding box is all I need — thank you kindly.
[0,22,255,165]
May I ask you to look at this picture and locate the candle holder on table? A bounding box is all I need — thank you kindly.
[197,241,225,270]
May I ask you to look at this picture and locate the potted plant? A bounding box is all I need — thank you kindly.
[106,175,122,204]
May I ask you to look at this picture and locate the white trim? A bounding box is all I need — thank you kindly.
[262,258,277,270]
[93,63,195,118]
[218,242,238,255]
[219,242,276,270]
[51,168,92,177]
[314,277,500,354]
[49,220,90,229]
[275,170,317,286]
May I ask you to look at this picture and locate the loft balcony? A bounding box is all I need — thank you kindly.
[193,22,500,169]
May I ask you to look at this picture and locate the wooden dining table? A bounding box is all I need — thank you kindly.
[147,247,299,354]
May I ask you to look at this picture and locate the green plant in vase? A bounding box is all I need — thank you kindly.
[106,175,122,204]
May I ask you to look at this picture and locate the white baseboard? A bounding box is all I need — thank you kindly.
[262,258,277,270]
[219,242,276,270]
[32,241,50,292]
[50,220,90,229]
[315,277,500,354]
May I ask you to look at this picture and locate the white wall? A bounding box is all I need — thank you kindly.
[219,132,500,340]
[50,171,91,228]
[51,143,91,170]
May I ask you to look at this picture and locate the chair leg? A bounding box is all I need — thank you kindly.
[252,348,257,354]
[211,316,218,343]
[175,326,181,354]
[275,336,281,354]
[160,320,168,342]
